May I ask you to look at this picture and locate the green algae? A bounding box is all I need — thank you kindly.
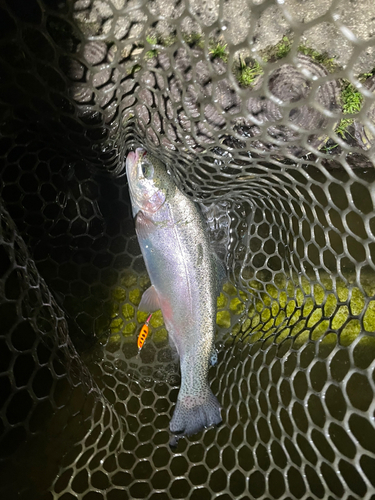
[364,301,375,332]
[260,35,337,73]
[229,297,246,315]
[107,270,375,357]
[217,310,231,328]
[217,292,227,309]
[129,288,141,306]
[122,303,135,320]
[123,322,136,335]
[237,274,375,351]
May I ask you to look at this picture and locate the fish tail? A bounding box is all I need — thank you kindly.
[169,388,222,442]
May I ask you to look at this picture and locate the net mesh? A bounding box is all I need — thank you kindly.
[1,0,375,498]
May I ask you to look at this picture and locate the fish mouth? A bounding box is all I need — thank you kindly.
[126,148,145,196]
[126,150,136,167]
[126,147,145,174]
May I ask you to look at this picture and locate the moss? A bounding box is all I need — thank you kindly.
[266,284,279,299]
[121,272,137,288]
[261,308,271,323]
[122,303,135,320]
[296,289,305,307]
[184,32,204,48]
[302,297,314,317]
[274,310,286,327]
[110,317,124,334]
[229,297,245,315]
[150,310,164,328]
[298,44,337,72]
[209,42,228,62]
[340,319,361,346]
[276,36,292,58]
[144,35,159,60]
[232,323,241,336]
[237,57,263,87]
[234,273,375,352]
[313,285,325,305]
[287,281,295,298]
[337,283,349,302]
[217,292,227,309]
[342,82,365,113]
[324,294,337,317]
[128,64,141,76]
[331,306,349,329]
[251,314,260,328]
[350,288,365,316]
[123,322,136,335]
[262,35,338,72]
[335,118,354,138]
[153,327,168,342]
[278,292,287,308]
[112,286,126,302]
[275,328,290,343]
[264,320,275,333]
[107,266,375,354]
[307,308,322,328]
[109,333,121,343]
[336,81,364,137]
[289,310,301,326]
[262,36,292,62]
[321,332,338,347]
[311,320,330,341]
[359,69,375,82]
[363,301,375,332]
[286,300,296,318]
[255,300,264,313]
[161,35,177,48]
[223,282,237,296]
[137,310,150,324]
[241,318,251,332]
[216,310,231,328]
[293,330,310,348]
[271,301,279,317]
[248,330,264,343]
[129,288,141,306]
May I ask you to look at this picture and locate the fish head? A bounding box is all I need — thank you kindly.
[126,148,172,216]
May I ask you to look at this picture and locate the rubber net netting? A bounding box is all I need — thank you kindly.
[1,0,375,499]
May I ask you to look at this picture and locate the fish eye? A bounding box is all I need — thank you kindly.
[141,160,154,179]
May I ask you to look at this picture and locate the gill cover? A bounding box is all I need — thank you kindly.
[126,148,166,215]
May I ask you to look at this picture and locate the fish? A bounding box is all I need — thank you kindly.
[126,147,222,444]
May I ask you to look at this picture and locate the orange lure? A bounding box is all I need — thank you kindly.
[137,314,152,350]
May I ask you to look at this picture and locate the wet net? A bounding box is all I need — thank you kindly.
[1,0,375,498]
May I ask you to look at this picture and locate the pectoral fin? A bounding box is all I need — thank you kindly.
[139,285,161,312]
[135,211,156,239]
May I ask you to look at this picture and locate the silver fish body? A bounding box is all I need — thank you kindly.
[126,148,222,441]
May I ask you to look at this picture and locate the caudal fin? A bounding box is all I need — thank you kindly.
[169,390,222,446]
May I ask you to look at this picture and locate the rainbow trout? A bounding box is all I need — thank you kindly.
[126,148,222,444]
